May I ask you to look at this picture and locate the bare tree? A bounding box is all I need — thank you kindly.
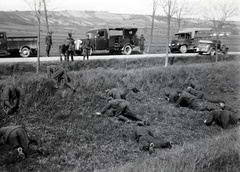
[147,0,158,53]
[24,0,42,74]
[175,0,190,31]
[158,0,177,67]
[42,0,49,32]
[202,0,239,61]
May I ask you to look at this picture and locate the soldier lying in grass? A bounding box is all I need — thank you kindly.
[0,125,49,160]
[133,121,173,154]
[1,84,20,115]
[47,65,76,92]
[185,84,220,103]
[94,97,145,123]
[105,85,140,100]
[204,110,239,129]
[166,91,222,111]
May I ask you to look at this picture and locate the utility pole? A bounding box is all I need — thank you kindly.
[37,10,41,74]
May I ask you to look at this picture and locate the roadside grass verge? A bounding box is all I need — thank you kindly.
[97,128,240,172]
[0,59,239,171]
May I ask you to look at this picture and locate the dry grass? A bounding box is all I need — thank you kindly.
[0,57,239,172]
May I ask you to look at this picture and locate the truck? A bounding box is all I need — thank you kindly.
[169,28,212,53]
[0,32,38,58]
[75,27,139,55]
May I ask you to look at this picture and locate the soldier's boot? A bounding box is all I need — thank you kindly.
[17,147,26,160]
[149,143,155,154]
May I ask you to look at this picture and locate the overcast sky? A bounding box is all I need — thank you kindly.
[0,0,239,21]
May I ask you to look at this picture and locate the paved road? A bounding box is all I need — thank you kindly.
[0,52,239,63]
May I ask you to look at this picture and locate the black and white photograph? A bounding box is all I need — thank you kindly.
[0,0,239,171]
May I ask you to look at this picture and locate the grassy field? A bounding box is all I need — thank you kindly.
[0,55,239,172]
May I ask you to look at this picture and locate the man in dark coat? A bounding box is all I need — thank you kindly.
[65,33,75,62]
[59,42,68,61]
[45,31,52,57]
[165,90,180,104]
[204,110,238,129]
[1,84,20,115]
[47,65,76,92]
[174,91,221,111]
[0,125,47,159]
[139,34,145,54]
[105,86,140,100]
[133,122,173,154]
[82,34,92,60]
[95,98,144,123]
[186,84,220,103]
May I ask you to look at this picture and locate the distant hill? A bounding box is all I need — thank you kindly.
[1,10,239,36]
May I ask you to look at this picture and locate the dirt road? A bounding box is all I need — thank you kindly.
[0,52,239,63]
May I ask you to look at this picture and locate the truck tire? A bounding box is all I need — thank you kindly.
[122,45,132,55]
[179,45,187,53]
[20,47,31,58]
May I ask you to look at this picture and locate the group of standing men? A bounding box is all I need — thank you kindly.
[45,32,92,61]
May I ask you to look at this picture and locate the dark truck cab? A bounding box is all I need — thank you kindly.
[0,32,37,57]
[169,28,212,53]
[75,27,138,55]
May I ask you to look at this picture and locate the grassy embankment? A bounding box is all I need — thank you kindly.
[0,55,239,172]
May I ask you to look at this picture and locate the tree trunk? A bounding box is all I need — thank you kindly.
[215,32,219,62]
[42,0,49,32]
[165,15,171,67]
[37,16,40,74]
[147,1,156,53]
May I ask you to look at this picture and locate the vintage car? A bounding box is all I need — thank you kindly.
[75,27,139,55]
[196,40,228,56]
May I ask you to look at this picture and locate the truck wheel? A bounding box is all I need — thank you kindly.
[122,45,132,55]
[199,52,203,55]
[179,45,187,53]
[20,47,31,58]
[210,48,216,56]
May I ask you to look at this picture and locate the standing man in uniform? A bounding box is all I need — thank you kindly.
[82,34,92,60]
[65,33,75,62]
[47,65,76,92]
[133,121,173,154]
[139,34,145,54]
[1,84,20,115]
[59,42,68,61]
[45,31,52,57]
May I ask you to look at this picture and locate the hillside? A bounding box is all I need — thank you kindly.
[0,56,239,172]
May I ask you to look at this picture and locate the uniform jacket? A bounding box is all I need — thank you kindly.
[1,84,18,102]
[83,39,91,49]
[107,88,127,100]
[100,99,127,114]
[205,110,237,128]
[133,127,154,141]
[0,125,23,143]
[45,35,52,45]
[175,91,196,107]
